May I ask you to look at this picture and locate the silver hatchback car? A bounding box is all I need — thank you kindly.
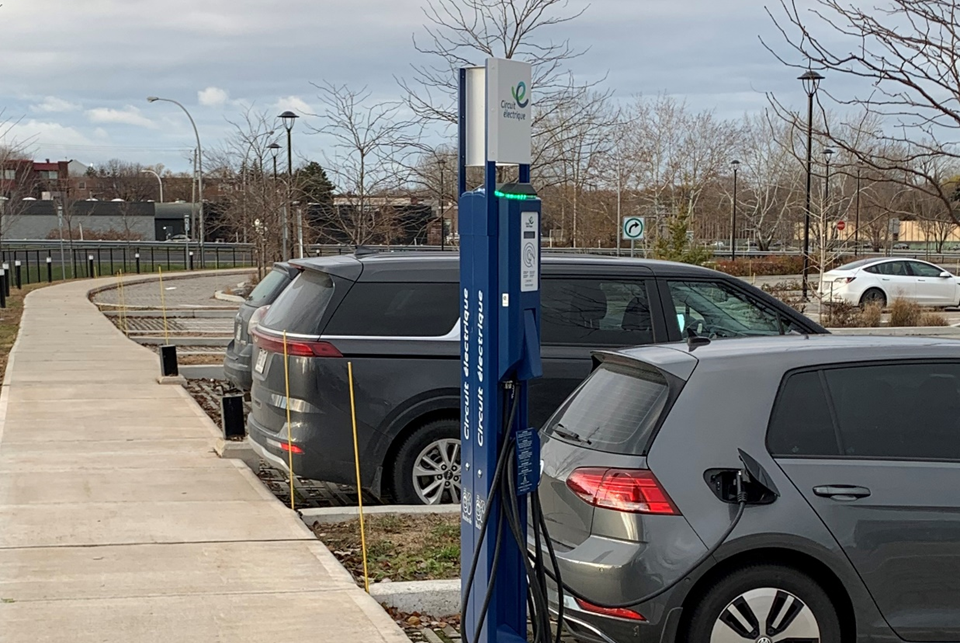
[541,335,960,643]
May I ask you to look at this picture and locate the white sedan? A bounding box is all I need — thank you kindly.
[819,258,960,308]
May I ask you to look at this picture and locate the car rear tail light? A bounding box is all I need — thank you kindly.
[279,441,304,454]
[251,328,343,358]
[838,276,856,284]
[247,305,270,336]
[575,598,645,621]
[566,468,679,515]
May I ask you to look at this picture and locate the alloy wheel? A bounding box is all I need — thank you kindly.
[412,438,461,505]
[710,587,821,643]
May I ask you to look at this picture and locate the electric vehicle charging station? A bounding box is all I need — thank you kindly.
[458,58,542,643]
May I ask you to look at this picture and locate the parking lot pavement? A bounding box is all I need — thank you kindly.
[92,270,253,309]
[0,274,408,643]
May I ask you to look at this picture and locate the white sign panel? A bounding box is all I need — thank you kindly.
[463,66,486,167]
[622,217,645,240]
[486,58,532,165]
[520,211,539,292]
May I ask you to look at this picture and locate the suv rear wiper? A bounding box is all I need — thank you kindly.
[552,423,592,445]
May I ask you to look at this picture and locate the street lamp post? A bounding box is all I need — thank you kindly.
[269,143,281,181]
[141,170,163,203]
[147,96,204,265]
[855,166,862,256]
[438,158,447,251]
[279,111,299,259]
[799,70,824,301]
[730,159,740,261]
[823,148,834,228]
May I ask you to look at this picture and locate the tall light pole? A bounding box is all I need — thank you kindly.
[141,170,163,203]
[241,131,274,245]
[269,143,281,181]
[439,157,447,251]
[147,96,204,265]
[730,159,740,260]
[279,110,298,259]
[855,165,862,257]
[799,70,824,301]
[823,147,834,228]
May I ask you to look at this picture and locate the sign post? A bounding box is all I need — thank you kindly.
[459,58,541,643]
[623,216,644,258]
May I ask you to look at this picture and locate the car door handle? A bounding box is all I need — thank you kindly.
[813,485,871,500]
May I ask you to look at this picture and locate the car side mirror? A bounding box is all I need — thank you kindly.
[940,271,952,279]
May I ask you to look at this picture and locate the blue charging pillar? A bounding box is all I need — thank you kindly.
[459,58,541,643]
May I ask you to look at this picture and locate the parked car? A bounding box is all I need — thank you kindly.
[893,242,910,250]
[538,334,960,643]
[223,262,300,390]
[819,256,960,307]
[246,252,826,505]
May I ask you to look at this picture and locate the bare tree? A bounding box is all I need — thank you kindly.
[312,82,414,245]
[401,0,592,121]
[765,0,960,226]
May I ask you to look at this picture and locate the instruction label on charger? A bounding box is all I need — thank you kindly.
[516,427,540,495]
[520,211,538,292]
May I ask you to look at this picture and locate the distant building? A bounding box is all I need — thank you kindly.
[0,159,88,201]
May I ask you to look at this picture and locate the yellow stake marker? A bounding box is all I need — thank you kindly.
[282,331,296,512]
[348,361,371,593]
[158,266,170,345]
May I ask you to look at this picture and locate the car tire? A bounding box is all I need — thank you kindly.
[685,564,841,643]
[391,419,461,506]
[860,288,886,308]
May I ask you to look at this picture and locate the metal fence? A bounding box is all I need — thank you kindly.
[0,241,256,284]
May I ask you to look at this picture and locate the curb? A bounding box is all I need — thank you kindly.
[829,326,960,337]
[370,579,461,617]
[299,504,461,527]
[215,290,246,304]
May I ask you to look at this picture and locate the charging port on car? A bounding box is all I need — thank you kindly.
[704,469,776,505]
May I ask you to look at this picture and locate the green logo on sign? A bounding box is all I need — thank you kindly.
[511,82,529,109]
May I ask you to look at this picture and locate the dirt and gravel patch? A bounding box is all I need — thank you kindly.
[313,513,461,585]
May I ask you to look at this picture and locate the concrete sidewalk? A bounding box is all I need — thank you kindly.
[0,276,407,643]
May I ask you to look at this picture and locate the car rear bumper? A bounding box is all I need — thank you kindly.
[246,411,357,487]
[223,340,253,390]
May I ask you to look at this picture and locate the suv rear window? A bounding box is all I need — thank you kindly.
[324,282,458,337]
[246,268,291,306]
[543,363,670,455]
[260,270,336,335]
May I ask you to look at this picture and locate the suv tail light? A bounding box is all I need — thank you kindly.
[566,468,679,515]
[251,328,343,358]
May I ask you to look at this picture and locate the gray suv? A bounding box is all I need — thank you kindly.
[223,262,299,390]
[246,252,825,505]
[540,335,960,643]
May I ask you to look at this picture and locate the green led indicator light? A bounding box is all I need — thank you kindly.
[494,190,535,200]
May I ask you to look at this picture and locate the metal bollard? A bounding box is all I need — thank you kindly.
[14,261,21,290]
[46,256,52,283]
[0,269,7,308]
[188,251,194,271]
[135,252,141,274]
[87,255,95,279]
[159,345,179,378]
[221,393,246,440]
[2,263,8,298]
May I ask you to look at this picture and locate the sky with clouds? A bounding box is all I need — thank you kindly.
[0,0,828,174]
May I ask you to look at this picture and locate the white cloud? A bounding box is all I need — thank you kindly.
[86,106,156,129]
[273,96,313,118]
[31,96,80,113]
[198,86,229,107]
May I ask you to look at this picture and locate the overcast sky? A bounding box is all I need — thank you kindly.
[0,0,824,174]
